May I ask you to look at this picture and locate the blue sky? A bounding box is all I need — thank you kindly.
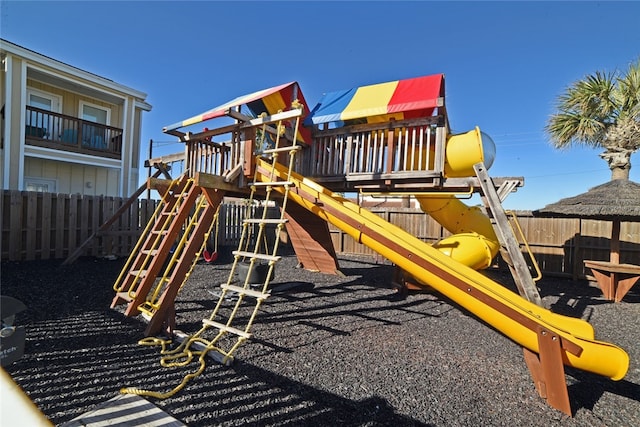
[2,1,639,210]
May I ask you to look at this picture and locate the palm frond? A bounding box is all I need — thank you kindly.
[615,58,640,116]
[545,113,603,149]
[546,59,640,154]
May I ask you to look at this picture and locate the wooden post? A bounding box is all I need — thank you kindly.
[522,327,572,416]
[386,122,395,175]
[610,220,621,264]
[147,139,153,200]
[243,128,256,177]
[572,219,581,281]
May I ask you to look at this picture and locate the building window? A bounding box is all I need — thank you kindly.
[80,101,110,149]
[27,89,62,113]
[80,101,110,125]
[26,89,62,139]
[24,177,57,193]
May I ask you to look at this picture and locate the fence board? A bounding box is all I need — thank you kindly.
[91,196,101,257]
[68,194,78,257]
[104,197,115,255]
[25,191,37,260]
[9,191,22,260]
[79,195,90,254]
[41,192,52,260]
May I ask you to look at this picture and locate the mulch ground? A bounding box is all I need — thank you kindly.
[1,250,639,426]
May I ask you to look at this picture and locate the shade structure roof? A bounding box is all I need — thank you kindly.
[304,74,445,126]
[533,179,640,221]
[163,81,311,143]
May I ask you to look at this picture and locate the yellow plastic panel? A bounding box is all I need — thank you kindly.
[445,127,485,177]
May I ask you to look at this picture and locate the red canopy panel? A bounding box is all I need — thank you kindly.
[388,74,444,114]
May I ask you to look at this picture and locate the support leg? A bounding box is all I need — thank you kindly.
[615,275,640,302]
[590,269,615,300]
[145,303,176,337]
[522,326,572,416]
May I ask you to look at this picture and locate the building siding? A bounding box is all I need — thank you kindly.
[24,157,121,196]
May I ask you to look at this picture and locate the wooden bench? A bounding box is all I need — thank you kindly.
[584,260,640,302]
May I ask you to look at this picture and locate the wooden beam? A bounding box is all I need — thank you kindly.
[195,172,249,194]
[224,163,243,183]
[145,152,185,166]
[148,177,173,197]
[181,109,304,143]
[62,169,163,265]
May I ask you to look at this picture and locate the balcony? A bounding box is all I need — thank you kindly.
[25,106,123,159]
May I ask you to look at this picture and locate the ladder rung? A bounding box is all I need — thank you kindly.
[129,269,148,278]
[221,284,270,300]
[138,302,157,318]
[261,146,301,154]
[141,249,158,256]
[115,292,133,302]
[232,251,281,262]
[250,181,293,187]
[151,230,169,235]
[243,218,288,224]
[202,319,251,339]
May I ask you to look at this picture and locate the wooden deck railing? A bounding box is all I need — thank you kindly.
[185,138,237,178]
[300,117,446,183]
[25,106,123,159]
[181,115,447,192]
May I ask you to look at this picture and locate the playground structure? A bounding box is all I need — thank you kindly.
[111,75,629,416]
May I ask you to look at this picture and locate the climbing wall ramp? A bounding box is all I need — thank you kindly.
[283,201,341,274]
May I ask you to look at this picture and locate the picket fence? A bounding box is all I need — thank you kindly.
[1,191,638,280]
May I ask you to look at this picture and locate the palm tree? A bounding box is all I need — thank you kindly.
[546,58,640,180]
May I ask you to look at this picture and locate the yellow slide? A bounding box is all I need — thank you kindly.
[417,195,500,270]
[257,158,629,381]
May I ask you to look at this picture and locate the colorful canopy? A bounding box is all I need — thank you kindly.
[163,81,311,143]
[304,74,444,126]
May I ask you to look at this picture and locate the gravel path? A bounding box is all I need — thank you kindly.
[2,251,639,426]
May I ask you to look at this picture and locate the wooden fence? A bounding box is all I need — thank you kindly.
[2,191,638,281]
[329,208,640,279]
[1,190,159,261]
[0,192,281,261]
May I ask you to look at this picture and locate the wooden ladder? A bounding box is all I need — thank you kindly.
[139,187,224,336]
[473,162,542,306]
[111,175,222,331]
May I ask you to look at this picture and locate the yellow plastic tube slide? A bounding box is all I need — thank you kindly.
[417,195,499,270]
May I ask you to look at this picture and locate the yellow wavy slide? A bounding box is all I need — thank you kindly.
[257,158,629,381]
